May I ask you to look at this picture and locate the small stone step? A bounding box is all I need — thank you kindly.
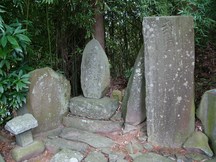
[60,128,115,148]
[63,115,123,133]
[44,137,89,153]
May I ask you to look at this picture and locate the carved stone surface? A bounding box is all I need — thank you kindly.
[26,67,71,134]
[143,16,195,147]
[122,46,146,125]
[81,39,110,99]
[197,89,216,154]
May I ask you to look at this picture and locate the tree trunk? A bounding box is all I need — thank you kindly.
[93,6,105,49]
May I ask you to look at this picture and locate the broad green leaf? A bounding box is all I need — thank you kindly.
[18,70,23,77]
[14,26,27,35]
[7,35,19,46]
[0,84,4,93]
[16,34,31,43]
[5,60,10,70]
[0,35,7,47]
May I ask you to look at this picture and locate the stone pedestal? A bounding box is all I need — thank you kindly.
[143,16,195,147]
[16,130,33,147]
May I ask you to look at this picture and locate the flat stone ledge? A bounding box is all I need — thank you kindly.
[63,115,123,133]
[45,137,89,154]
[5,114,38,135]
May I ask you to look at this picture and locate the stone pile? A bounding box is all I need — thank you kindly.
[5,114,45,161]
[66,38,122,133]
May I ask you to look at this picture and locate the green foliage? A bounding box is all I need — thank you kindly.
[0,13,31,124]
[177,0,215,46]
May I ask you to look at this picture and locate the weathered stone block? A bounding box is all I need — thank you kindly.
[63,115,123,133]
[183,131,213,157]
[69,96,118,120]
[11,141,45,162]
[81,39,110,99]
[5,114,38,135]
[197,89,216,154]
[122,46,146,125]
[26,67,71,134]
[143,16,195,147]
[16,130,33,147]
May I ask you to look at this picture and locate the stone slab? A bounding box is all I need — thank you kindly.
[11,140,45,162]
[45,137,89,153]
[143,16,195,147]
[122,46,146,125]
[183,131,213,157]
[5,114,38,135]
[84,151,107,162]
[16,130,33,147]
[50,149,84,162]
[69,96,118,120]
[26,67,71,134]
[0,154,5,162]
[81,39,110,99]
[134,152,174,162]
[63,115,123,133]
[60,128,115,148]
[197,89,216,154]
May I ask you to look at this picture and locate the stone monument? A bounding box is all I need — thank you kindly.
[143,16,195,147]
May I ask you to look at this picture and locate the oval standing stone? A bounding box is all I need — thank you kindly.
[26,67,71,134]
[81,39,110,99]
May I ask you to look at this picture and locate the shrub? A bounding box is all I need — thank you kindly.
[0,8,31,124]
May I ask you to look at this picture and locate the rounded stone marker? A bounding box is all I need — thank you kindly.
[81,39,110,99]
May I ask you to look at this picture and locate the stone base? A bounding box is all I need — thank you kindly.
[69,96,118,120]
[16,130,33,147]
[12,141,45,162]
[63,115,123,133]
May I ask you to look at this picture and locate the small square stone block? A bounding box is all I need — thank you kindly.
[16,130,33,147]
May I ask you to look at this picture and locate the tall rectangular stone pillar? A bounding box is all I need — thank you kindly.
[143,16,195,147]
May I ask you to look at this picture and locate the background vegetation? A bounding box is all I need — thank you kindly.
[0,0,215,123]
